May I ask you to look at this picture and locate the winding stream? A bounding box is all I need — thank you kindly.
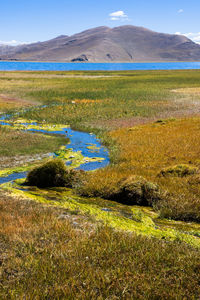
[0,111,109,184]
[1,108,200,248]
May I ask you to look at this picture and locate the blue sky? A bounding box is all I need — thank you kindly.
[0,0,199,45]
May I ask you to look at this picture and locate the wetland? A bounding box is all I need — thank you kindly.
[0,70,200,299]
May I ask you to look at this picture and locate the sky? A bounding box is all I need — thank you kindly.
[0,0,199,45]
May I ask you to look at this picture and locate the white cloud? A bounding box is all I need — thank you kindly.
[0,40,33,46]
[178,9,184,13]
[109,10,128,21]
[175,32,200,44]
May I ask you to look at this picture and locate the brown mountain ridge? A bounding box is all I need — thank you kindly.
[1,25,200,62]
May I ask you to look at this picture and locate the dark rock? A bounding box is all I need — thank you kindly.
[71,54,88,62]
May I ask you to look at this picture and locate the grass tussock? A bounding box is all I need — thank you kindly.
[0,192,200,299]
[158,164,198,177]
[80,174,164,207]
[26,158,84,188]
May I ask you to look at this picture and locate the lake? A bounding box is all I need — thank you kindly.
[0,61,200,71]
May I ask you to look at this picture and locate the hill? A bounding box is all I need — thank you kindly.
[1,25,200,62]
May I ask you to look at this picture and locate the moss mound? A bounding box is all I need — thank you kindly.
[158,164,198,177]
[109,176,163,206]
[26,159,84,188]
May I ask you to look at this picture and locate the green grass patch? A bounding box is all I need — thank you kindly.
[1,70,200,131]
[0,126,67,157]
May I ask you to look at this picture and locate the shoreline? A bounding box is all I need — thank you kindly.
[0,61,200,72]
[0,60,200,63]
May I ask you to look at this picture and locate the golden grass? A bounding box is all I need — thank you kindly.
[72,99,102,104]
[81,117,200,221]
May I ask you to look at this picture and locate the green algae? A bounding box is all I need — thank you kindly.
[1,181,200,249]
[0,164,42,177]
[86,145,101,153]
[0,166,31,177]
[0,118,69,132]
[0,146,105,179]
[0,151,104,179]
[54,146,104,168]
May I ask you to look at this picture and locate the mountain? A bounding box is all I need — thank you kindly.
[1,25,200,62]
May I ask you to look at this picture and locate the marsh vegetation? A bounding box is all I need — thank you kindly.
[0,70,200,298]
[0,126,66,159]
[0,192,200,299]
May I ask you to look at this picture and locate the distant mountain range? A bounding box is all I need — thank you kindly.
[1,25,200,62]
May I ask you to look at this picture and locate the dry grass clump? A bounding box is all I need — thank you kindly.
[117,176,163,206]
[156,190,200,222]
[0,192,200,299]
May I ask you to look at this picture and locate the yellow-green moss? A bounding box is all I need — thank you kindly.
[54,146,104,168]
[0,157,52,177]
[1,182,200,249]
[0,147,105,178]
[0,118,69,132]
[86,145,101,153]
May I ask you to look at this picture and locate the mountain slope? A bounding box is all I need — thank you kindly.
[1,25,200,62]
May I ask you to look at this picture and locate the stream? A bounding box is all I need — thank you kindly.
[0,111,109,184]
[1,109,200,248]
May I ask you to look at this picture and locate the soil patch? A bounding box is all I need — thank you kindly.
[0,94,40,111]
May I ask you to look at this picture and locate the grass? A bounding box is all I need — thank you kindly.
[0,93,38,113]
[80,117,200,222]
[1,71,200,221]
[0,70,200,131]
[0,70,200,298]
[1,70,200,221]
[2,180,200,248]
[0,126,67,158]
[0,192,200,299]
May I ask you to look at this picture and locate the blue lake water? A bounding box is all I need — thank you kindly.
[0,61,200,71]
